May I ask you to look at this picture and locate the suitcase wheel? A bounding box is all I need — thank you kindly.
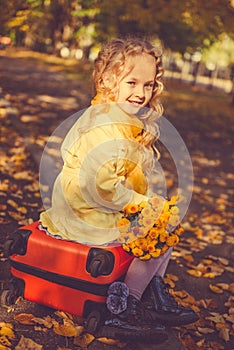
[0,289,17,306]
[0,278,24,306]
[4,229,31,257]
[85,310,103,333]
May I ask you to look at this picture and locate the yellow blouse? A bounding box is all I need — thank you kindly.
[40,103,149,245]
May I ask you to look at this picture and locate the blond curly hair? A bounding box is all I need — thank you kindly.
[92,37,164,170]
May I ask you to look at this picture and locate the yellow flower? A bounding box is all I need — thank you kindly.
[149,227,160,239]
[175,226,184,236]
[151,249,162,258]
[124,203,140,215]
[166,234,179,247]
[147,240,158,253]
[161,245,169,253]
[135,238,148,251]
[117,218,131,233]
[139,201,148,209]
[169,195,179,205]
[142,217,155,229]
[140,254,151,261]
[122,244,131,252]
[149,195,164,209]
[141,205,154,218]
[170,206,179,215]
[159,231,169,242]
[132,247,144,257]
[169,214,180,226]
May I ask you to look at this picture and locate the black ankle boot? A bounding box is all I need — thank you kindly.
[149,276,199,326]
[102,295,168,343]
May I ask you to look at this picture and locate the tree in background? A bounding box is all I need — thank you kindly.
[0,0,233,68]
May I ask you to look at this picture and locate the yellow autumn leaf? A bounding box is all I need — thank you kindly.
[0,324,15,340]
[0,344,10,350]
[0,336,11,347]
[73,333,95,347]
[15,336,43,350]
[203,272,216,278]
[14,313,35,325]
[53,322,78,337]
[209,284,223,294]
[187,269,202,277]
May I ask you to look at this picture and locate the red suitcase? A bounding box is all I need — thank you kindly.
[3,221,133,329]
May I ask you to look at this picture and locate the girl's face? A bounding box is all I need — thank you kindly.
[116,54,156,110]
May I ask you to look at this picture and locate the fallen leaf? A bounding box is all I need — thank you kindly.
[229,283,234,293]
[206,313,225,323]
[54,311,73,320]
[209,285,223,294]
[97,337,121,345]
[0,344,11,350]
[53,322,78,337]
[14,313,35,325]
[197,327,215,334]
[32,316,54,328]
[0,324,15,340]
[15,336,43,350]
[73,333,95,347]
[187,269,202,277]
[219,327,230,342]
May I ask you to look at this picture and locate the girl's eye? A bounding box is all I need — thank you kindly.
[127,81,135,86]
[145,82,154,89]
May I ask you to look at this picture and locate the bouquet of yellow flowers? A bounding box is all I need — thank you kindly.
[117,194,184,260]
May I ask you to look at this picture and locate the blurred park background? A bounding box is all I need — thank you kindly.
[1,0,234,97]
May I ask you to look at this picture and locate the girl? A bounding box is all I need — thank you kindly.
[40,37,198,339]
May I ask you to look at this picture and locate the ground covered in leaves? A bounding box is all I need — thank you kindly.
[0,47,233,350]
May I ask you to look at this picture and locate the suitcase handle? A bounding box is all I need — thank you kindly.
[87,249,115,277]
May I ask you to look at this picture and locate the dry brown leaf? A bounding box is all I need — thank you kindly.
[15,336,43,350]
[224,314,234,324]
[183,254,194,263]
[172,290,188,299]
[32,316,54,329]
[206,313,225,323]
[0,325,15,342]
[97,337,121,345]
[73,333,95,347]
[209,284,223,294]
[54,311,73,320]
[197,327,215,334]
[14,313,35,325]
[196,338,205,347]
[215,322,229,330]
[219,327,230,342]
[206,341,225,350]
[229,283,234,293]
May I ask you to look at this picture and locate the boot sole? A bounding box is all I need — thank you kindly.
[100,325,168,343]
[151,313,199,326]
